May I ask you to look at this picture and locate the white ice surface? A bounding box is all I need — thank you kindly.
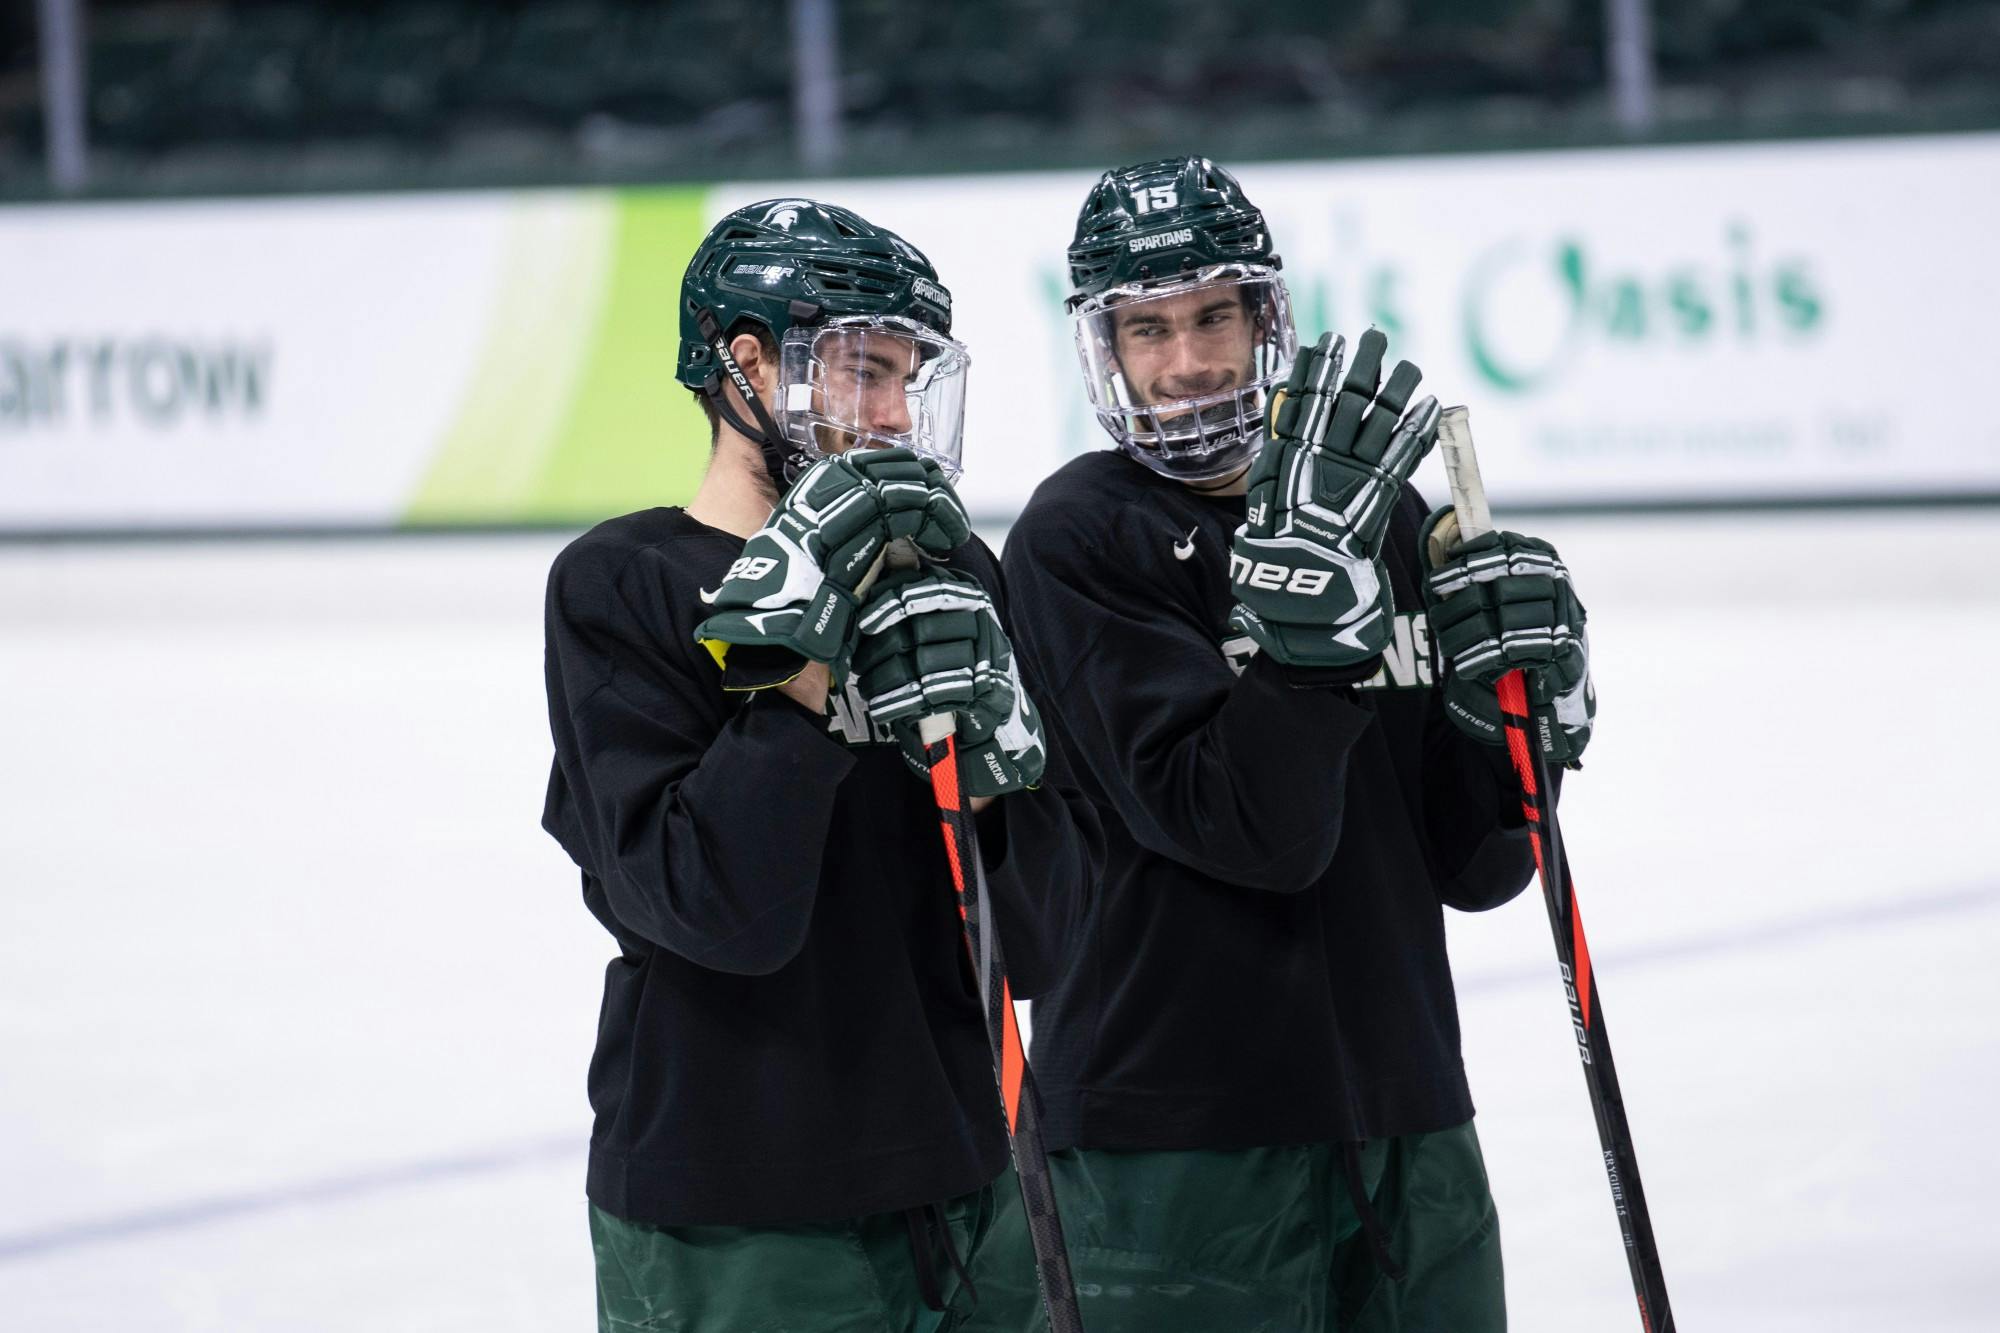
[2,512,1995,1330]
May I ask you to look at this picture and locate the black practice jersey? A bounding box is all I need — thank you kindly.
[1002,449,1540,1152]
[543,506,1101,1227]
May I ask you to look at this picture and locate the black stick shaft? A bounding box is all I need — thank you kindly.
[925,734,1085,1333]
[1498,671,1675,1333]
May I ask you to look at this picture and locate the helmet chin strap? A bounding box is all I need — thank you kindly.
[695,306,800,490]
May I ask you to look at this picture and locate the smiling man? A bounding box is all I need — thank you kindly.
[999,157,1599,1331]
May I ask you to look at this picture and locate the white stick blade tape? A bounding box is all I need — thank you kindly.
[1436,405,1494,543]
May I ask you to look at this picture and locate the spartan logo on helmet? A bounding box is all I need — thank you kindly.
[762,201,807,231]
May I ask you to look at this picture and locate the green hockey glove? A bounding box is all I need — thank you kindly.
[1228,329,1441,669]
[845,447,972,557]
[1418,506,1595,763]
[693,449,928,677]
[853,566,1048,797]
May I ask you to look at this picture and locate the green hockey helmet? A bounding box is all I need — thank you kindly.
[1066,157,1297,482]
[1067,156,1278,301]
[678,199,969,481]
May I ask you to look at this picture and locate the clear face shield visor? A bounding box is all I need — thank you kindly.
[777,316,972,481]
[1071,266,1297,481]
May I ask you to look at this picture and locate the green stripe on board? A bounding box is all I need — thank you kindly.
[525,187,713,520]
[405,195,617,522]
[405,187,713,525]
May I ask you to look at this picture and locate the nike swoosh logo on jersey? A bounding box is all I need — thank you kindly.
[1173,528,1198,561]
[698,585,721,603]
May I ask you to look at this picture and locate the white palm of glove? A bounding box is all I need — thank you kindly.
[987,654,1044,765]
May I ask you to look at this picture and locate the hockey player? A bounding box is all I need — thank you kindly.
[542,199,1100,1332]
[1000,157,1596,1331]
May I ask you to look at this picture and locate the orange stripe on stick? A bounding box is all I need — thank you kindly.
[1000,981,1025,1130]
[1572,898,1594,1029]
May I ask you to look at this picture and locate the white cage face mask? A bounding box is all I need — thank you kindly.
[1071,266,1297,482]
[778,316,972,481]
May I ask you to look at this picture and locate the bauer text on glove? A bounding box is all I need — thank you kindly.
[1228,328,1440,670]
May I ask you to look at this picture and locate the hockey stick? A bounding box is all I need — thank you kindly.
[1436,408,1676,1333]
[884,541,1086,1333]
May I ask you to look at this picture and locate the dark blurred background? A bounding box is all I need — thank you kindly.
[5,0,2000,197]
